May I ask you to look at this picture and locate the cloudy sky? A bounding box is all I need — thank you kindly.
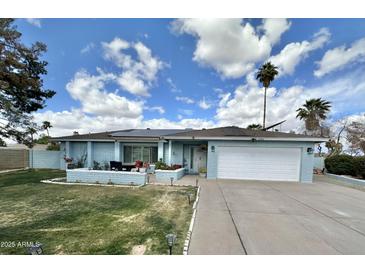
[18,18,365,136]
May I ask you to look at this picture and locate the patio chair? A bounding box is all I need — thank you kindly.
[110,161,123,171]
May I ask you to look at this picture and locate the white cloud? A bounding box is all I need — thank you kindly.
[102,37,164,96]
[66,69,143,118]
[81,42,95,54]
[216,69,365,132]
[198,97,212,110]
[175,96,195,104]
[145,106,165,114]
[25,18,41,28]
[171,18,290,78]
[269,28,331,76]
[166,78,181,93]
[314,37,365,78]
[142,118,215,129]
[179,109,194,116]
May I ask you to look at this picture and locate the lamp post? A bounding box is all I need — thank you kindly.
[187,193,193,205]
[170,177,174,186]
[165,233,176,255]
[195,178,199,187]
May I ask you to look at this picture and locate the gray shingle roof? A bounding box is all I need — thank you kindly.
[52,126,325,141]
[167,126,317,139]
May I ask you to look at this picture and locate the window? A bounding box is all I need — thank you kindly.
[123,145,158,164]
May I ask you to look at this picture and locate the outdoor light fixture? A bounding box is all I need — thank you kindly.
[307,147,314,154]
[187,193,193,205]
[170,177,174,186]
[28,243,43,255]
[211,145,215,152]
[195,178,199,187]
[165,233,176,255]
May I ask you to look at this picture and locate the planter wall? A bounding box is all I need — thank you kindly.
[325,173,365,186]
[67,168,147,185]
[155,168,185,182]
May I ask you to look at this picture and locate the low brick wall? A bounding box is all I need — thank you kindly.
[325,173,365,186]
[155,168,185,182]
[67,168,147,185]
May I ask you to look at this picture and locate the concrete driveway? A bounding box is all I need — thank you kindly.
[188,175,365,255]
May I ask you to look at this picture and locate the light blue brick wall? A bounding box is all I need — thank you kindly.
[207,140,315,183]
[92,142,114,165]
[29,150,62,169]
[69,142,88,164]
[171,142,184,165]
[155,168,185,182]
[66,168,146,185]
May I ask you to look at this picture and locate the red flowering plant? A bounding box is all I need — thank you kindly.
[135,160,143,168]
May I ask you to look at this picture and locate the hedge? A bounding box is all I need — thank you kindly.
[325,155,365,179]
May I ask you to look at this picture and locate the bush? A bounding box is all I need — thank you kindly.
[353,156,365,179]
[325,155,355,176]
[199,167,207,173]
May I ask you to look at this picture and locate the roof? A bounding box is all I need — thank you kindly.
[52,126,328,142]
[110,129,192,137]
[167,126,328,142]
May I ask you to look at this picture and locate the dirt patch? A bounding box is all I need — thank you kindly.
[131,245,146,255]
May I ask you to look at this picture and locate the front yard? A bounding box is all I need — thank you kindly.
[0,169,196,255]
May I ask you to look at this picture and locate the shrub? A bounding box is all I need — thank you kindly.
[199,167,207,173]
[353,156,365,179]
[324,155,355,176]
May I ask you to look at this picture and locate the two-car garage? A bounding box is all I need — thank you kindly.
[216,146,302,182]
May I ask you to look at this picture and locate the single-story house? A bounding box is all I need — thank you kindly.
[52,126,327,183]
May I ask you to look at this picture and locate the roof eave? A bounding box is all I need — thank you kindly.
[163,136,329,142]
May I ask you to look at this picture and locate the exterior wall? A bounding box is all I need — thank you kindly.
[314,156,325,170]
[163,143,168,162]
[69,141,88,164]
[29,150,62,169]
[171,142,184,165]
[67,168,146,185]
[207,140,315,183]
[155,168,185,182]
[92,142,114,165]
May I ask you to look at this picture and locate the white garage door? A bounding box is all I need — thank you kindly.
[217,146,301,182]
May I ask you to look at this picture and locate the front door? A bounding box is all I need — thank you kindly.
[190,146,207,173]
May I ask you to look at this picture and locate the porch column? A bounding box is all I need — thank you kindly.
[158,141,164,162]
[65,141,70,157]
[167,140,172,165]
[87,141,92,168]
[114,141,121,161]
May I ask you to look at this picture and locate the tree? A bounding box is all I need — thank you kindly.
[246,123,262,130]
[256,62,279,129]
[0,19,55,146]
[346,120,365,155]
[0,138,6,147]
[296,98,331,132]
[42,120,52,137]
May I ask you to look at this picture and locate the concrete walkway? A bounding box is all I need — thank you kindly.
[188,176,365,255]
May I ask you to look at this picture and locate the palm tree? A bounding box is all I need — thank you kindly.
[42,121,52,137]
[256,62,279,129]
[296,98,331,131]
[246,123,262,130]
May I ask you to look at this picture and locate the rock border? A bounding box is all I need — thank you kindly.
[183,185,201,255]
[41,177,144,188]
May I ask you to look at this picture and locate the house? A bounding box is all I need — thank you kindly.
[52,126,327,183]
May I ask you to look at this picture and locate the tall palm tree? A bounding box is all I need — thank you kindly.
[246,123,262,130]
[256,62,279,129]
[42,121,52,137]
[296,98,331,131]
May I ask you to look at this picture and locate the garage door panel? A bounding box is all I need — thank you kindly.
[217,146,301,182]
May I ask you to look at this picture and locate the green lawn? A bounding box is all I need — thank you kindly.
[0,169,196,255]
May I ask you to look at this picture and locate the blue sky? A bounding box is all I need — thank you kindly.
[17,18,365,136]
